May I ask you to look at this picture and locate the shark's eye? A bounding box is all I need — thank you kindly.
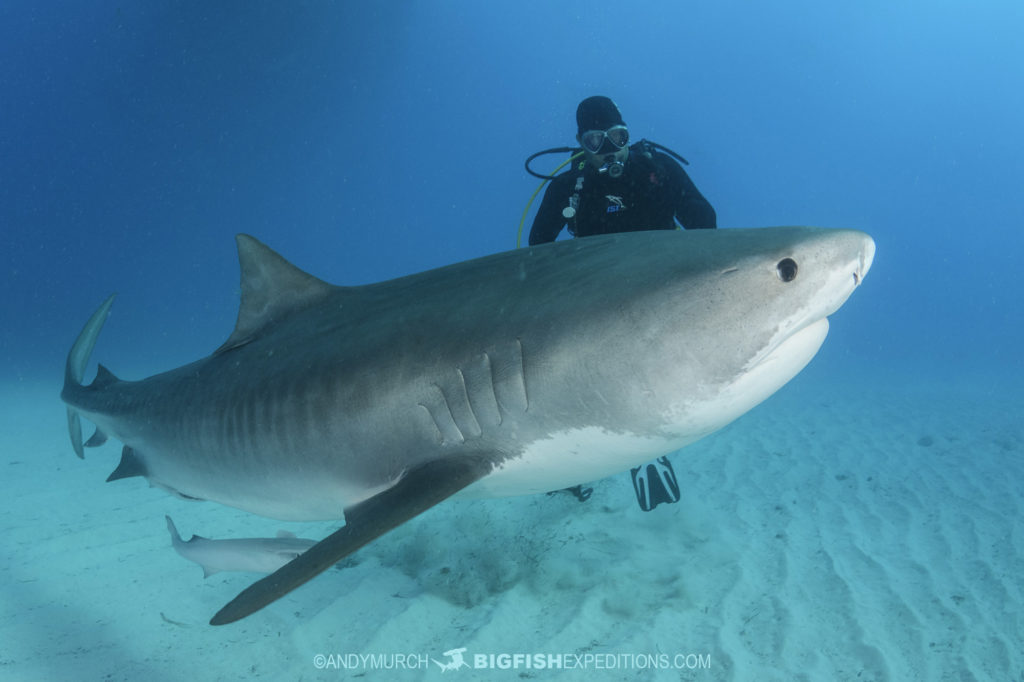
[776,258,798,282]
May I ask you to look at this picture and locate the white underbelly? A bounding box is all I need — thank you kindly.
[458,427,688,499]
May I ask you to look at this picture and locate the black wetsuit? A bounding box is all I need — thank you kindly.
[528,142,717,245]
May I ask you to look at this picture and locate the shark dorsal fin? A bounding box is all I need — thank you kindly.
[215,234,334,354]
[93,363,120,388]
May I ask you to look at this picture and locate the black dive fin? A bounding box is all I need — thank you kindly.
[209,455,492,626]
[630,456,681,512]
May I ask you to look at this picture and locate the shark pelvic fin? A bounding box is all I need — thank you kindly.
[209,455,493,625]
[84,427,109,448]
[106,445,148,482]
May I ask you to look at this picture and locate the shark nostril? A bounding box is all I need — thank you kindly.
[853,272,861,286]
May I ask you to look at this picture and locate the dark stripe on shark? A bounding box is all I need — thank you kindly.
[209,454,492,625]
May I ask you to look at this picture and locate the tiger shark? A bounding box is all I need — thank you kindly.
[61,226,874,625]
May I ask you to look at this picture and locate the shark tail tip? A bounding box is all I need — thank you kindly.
[66,409,85,459]
[62,294,117,458]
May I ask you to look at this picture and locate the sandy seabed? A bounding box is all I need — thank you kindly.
[2,369,1021,681]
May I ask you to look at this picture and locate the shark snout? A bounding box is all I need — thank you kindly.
[809,230,877,322]
[854,235,876,286]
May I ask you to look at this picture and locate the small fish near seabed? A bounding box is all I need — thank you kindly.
[165,516,316,578]
[61,227,874,624]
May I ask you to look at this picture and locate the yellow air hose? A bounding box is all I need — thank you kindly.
[516,152,584,248]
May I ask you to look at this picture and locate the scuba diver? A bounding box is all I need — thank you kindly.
[526,96,717,511]
[526,95,716,245]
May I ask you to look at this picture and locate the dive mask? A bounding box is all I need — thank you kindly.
[578,125,629,154]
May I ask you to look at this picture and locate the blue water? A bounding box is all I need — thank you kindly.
[2,1,1022,680]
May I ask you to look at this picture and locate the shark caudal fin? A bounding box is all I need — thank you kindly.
[61,294,116,459]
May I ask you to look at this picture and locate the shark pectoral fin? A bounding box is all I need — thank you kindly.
[209,455,493,626]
